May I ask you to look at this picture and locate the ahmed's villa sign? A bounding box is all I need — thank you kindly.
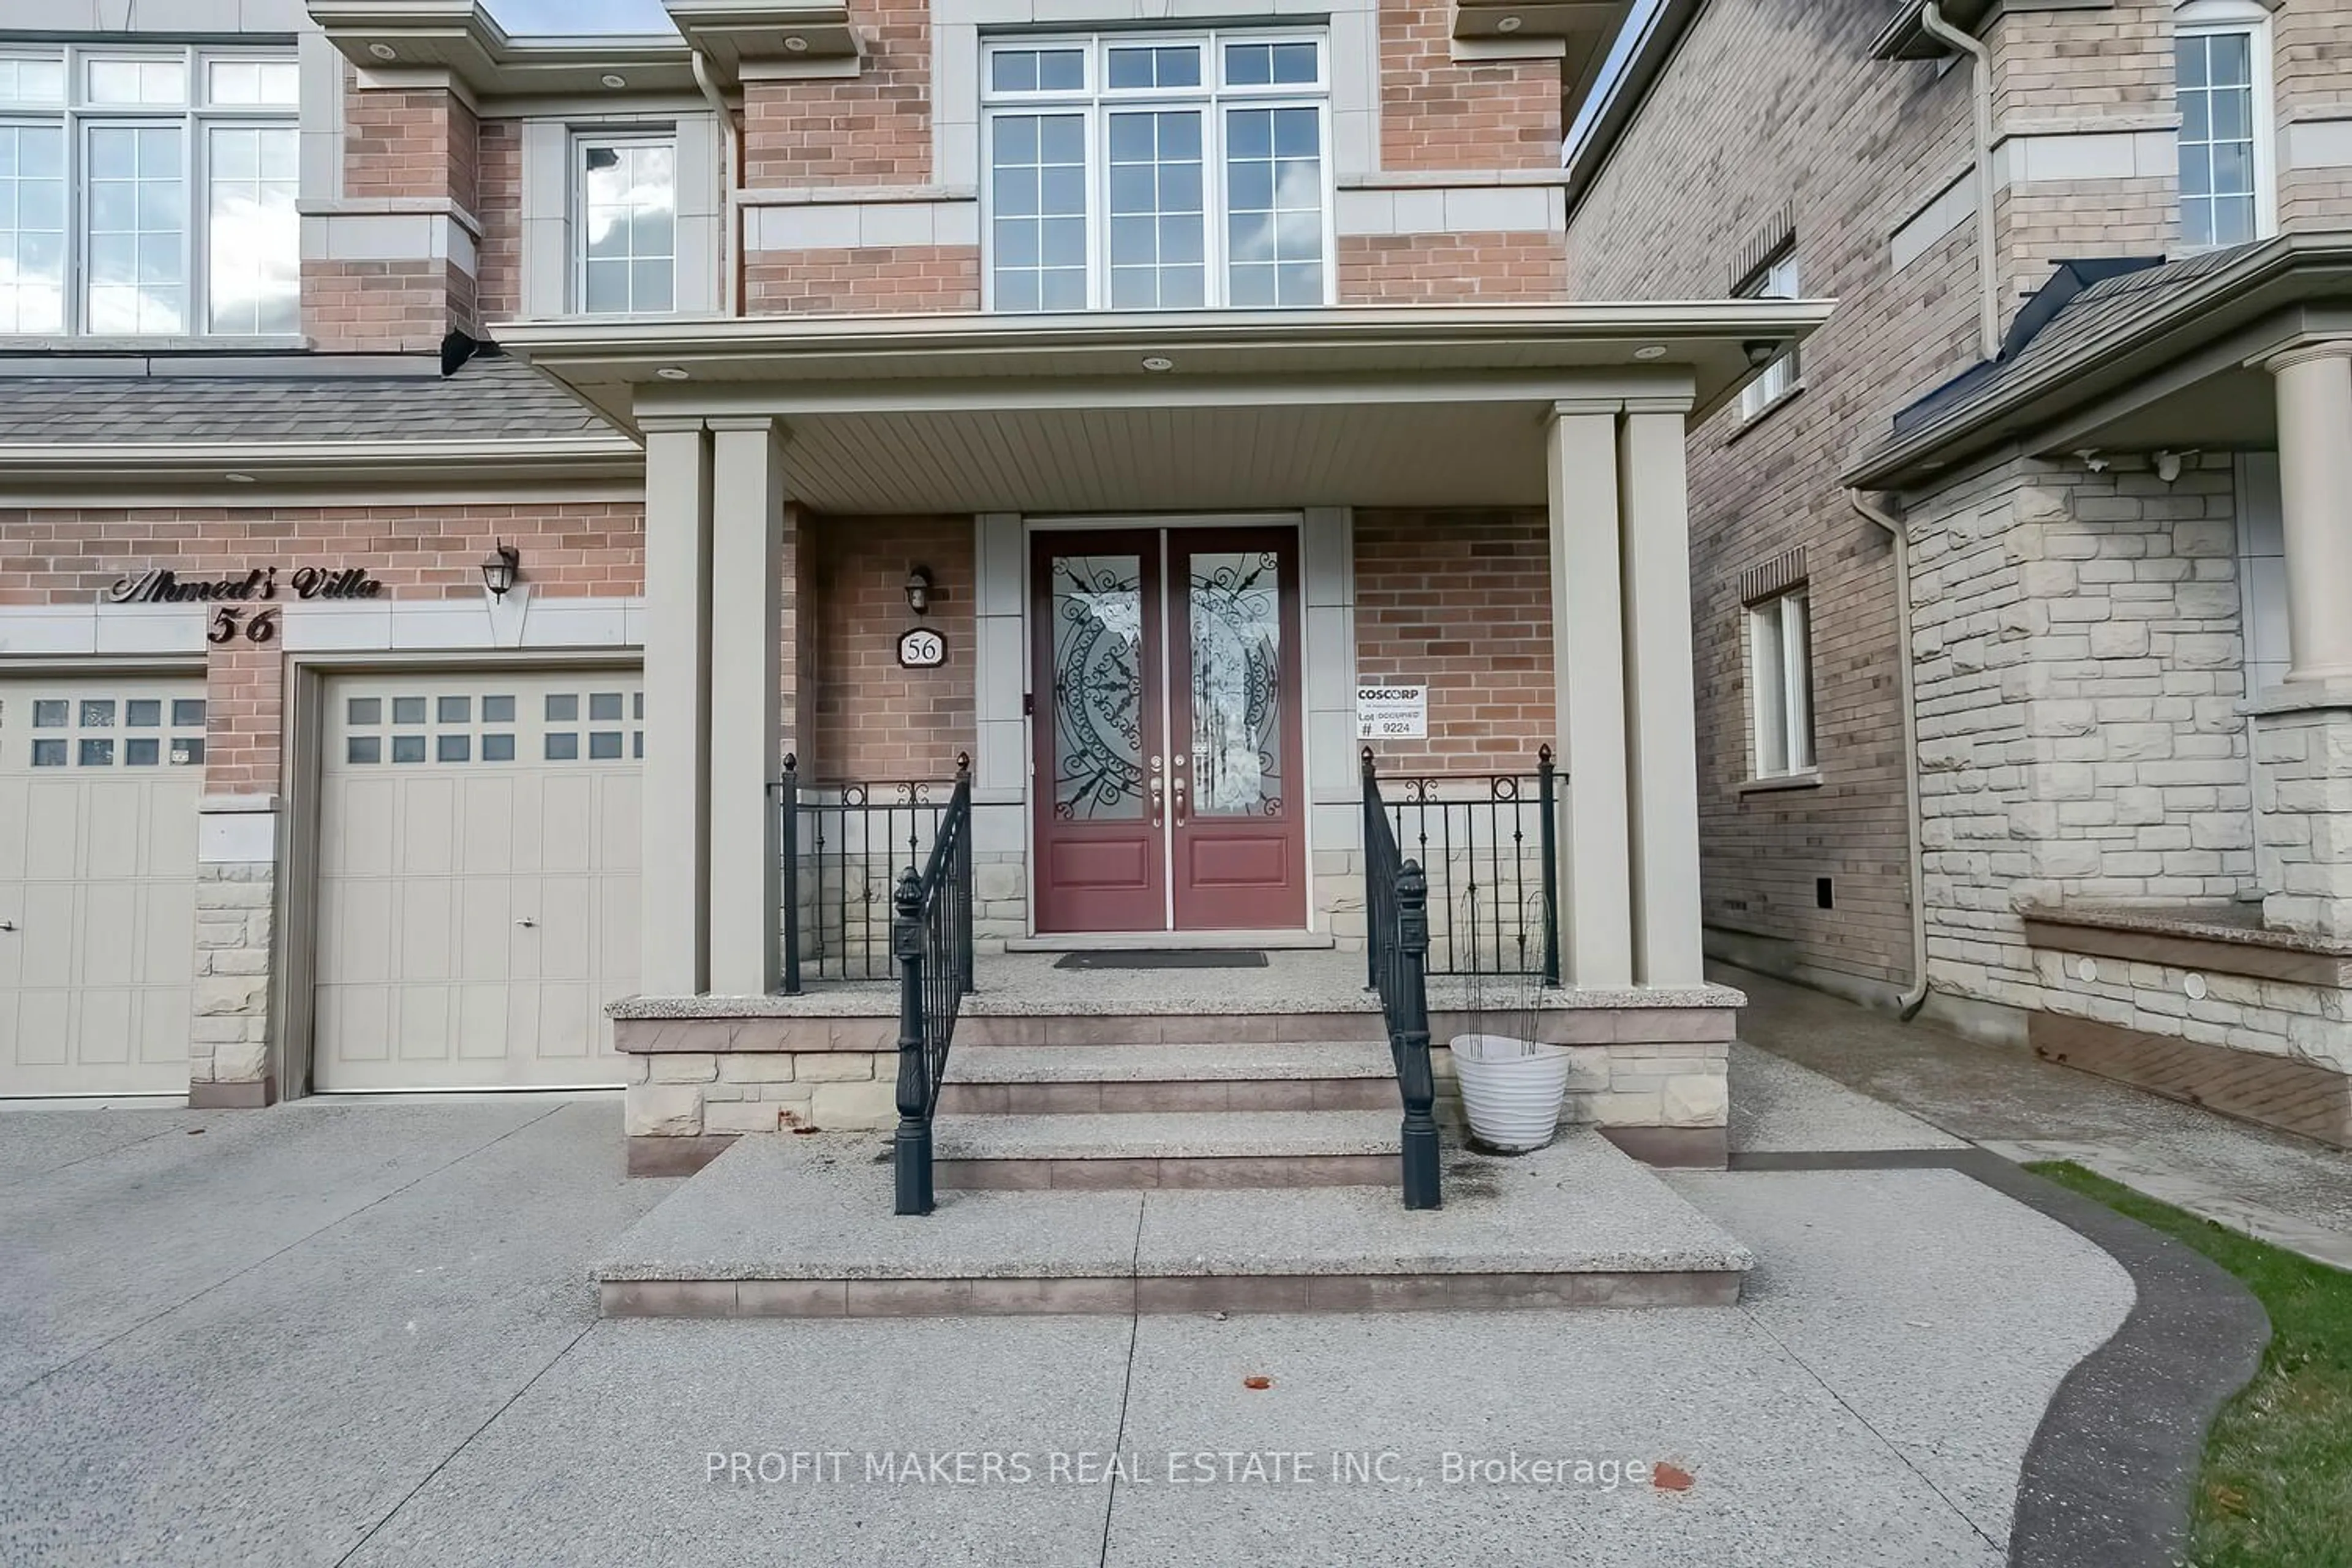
[105,565,384,605]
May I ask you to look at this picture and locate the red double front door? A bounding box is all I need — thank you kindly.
[1031,526,1307,934]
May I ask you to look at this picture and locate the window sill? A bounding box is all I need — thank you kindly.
[1738,771,1822,795]
[1724,382,1805,444]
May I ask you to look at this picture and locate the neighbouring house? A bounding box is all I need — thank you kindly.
[0,0,1826,1201]
[1563,0,2352,1147]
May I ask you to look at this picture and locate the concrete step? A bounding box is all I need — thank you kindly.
[932,1110,1401,1189]
[940,1042,1396,1115]
[594,1128,1753,1319]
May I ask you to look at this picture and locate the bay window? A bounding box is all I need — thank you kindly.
[982,32,1333,312]
[0,45,297,338]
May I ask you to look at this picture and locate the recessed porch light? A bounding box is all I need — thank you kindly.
[1496,15,1523,31]
[1634,344,1667,361]
[224,472,256,483]
[367,42,397,60]
[1140,355,1175,372]
[601,74,628,88]
[783,35,810,52]
[655,366,690,380]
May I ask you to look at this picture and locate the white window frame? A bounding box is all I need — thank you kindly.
[0,41,297,341]
[978,29,1336,312]
[1747,587,1814,780]
[569,128,680,317]
[2174,0,2275,250]
[1738,251,1802,422]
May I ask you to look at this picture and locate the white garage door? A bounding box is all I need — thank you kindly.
[0,677,204,1096]
[313,671,641,1091]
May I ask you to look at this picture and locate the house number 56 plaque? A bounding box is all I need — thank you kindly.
[897,627,946,669]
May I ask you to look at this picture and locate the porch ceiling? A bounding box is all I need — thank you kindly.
[498,303,1831,513]
[764,398,1555,512]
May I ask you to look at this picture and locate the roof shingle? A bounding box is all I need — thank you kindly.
[0,353,608,446]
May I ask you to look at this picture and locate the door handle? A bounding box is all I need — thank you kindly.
[516,917,537,929]
[0,919,15,932]
[1148,775,1163,827]
[1172,776,1188,827]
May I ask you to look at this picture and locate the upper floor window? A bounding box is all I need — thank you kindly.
[1738,252,1801,421]
[981,32,1332,312]
[2176,7,2272,249]
[574,133,676,315]
[0,45,297,338]
[1747,586,1814,780]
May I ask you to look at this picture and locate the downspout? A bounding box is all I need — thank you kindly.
[1918,2,2000,361]
[690,49,743,315]
[1849,489,1931,1020]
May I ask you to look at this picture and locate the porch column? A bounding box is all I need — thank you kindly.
[1619,401,1705,985]
[1547,403,1634,987]
[2269,344,2352,686]
[706,417,788,995]
[640,418,714,995]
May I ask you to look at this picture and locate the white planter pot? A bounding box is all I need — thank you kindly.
[1449,1033,1570,1153]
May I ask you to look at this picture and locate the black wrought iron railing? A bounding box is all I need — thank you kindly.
[777,755,968,995]
[1362,751,1441,1211]
[1373,748,1561,984]
[890,763,974,1217]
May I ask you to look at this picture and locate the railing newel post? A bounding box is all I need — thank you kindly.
[1395,860,1441,1210]
[955,752,974,995]
[1537,744,1561,988]
[891,867,933,1216]
[778,754,801,997]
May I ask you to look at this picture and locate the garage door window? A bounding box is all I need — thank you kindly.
[339,686,639,766]
[23,692,202,766]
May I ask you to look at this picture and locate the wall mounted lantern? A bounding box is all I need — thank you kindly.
[481,541,521,599]
[904,565,934,616]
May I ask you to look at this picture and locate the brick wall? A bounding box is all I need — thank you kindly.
[1566,0,1977,992]
[301,258,475,352]
[807,513,974,782]
[2275,0,2352,231]
[1379,0,1561,170]
[744,246,980,314]
[475,118,522,320]
[1353,508,1553,775]
[342,85,477,209]
[1336,232,1567,301]
[0,503,643,604]
[0,500,644,794]
[742,2,930,189]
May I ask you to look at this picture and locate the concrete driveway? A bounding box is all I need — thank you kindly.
[0,1095,2133,1566]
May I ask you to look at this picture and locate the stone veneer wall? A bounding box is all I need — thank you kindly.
[1903,451,2257,1031]
[2029,948,2351,1076]
[617,1001,1735,1154]
[190,858,276,1101]
[2255,704,2352,942]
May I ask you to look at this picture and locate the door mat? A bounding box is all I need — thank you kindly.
[1052,949,1270,970]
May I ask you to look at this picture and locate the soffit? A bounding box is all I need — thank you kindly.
[497,302,1835,432]
[306,1,704,97]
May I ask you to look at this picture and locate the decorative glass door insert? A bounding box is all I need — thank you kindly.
[1031,526,1303,934]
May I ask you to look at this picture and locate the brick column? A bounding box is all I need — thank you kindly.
[190,644,282,1107]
